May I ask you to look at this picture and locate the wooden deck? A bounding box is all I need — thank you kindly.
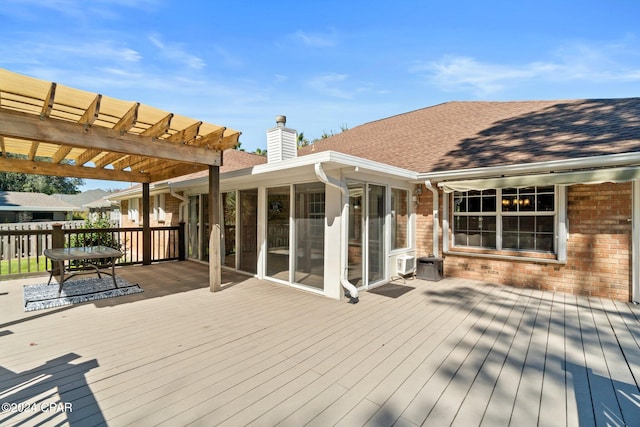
[1,261,639,426]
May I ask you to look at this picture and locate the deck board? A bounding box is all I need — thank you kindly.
[451,288,534,426]
[590,297,640,426]
[538,292,569,427]
[1,261,639,426]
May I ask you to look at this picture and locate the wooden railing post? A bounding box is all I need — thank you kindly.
[51,223,64,274]
[142,183,151,265]
[51,223,64,249]
[178,221,186,261]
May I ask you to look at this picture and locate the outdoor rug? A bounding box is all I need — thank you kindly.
[23,276,143,312]
[367,283,415,298]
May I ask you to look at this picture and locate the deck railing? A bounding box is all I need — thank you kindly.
[0,223,185,278]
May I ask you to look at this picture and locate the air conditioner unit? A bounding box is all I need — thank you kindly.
[396,255,416,276]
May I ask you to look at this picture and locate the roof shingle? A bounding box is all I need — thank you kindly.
[299,98,640,172]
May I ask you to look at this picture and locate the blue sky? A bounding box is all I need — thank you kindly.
[2,0,639,191]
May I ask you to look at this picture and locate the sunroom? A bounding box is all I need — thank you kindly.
[164,147,418,302]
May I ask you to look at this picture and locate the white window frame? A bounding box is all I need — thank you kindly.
[391,187,410,251]
[154,193,166,222]
[444,185,568,262]
[128,198,139,224]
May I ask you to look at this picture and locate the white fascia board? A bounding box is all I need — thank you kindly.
[439,166,640,192]
[107,187,142,200]
[119,151,418,196]
[107,182,169,200]
[223,151,418,182]
[419,151,640,183]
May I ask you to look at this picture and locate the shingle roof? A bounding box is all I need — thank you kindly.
[108,149,268,195]
[298,98,640,173]
[53,189,112,207]
[0,191,80,211]
[166,149,267,184]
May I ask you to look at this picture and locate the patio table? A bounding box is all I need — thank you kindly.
[44,246,124,296]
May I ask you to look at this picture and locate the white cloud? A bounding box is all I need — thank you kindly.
[147,34,205,70]
[274,74,288,83]
[308,73,352,99]
[416,41,640,97]
[0,39,142,65]
[307,73,380,100]
[2,0,163,19]
[290,29,338,47]
[416,56,560,96]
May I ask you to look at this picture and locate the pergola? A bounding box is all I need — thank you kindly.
[0,68,240,291]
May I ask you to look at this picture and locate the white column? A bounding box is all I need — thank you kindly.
[324,175,344,300]
[632,180,640,303]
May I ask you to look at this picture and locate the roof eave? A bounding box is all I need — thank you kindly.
[419,151,640,183]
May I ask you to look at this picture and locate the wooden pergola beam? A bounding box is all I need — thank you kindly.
[0,156,150,182]
[93,152,123,169]
[52,145,73,164]
[146,163,208,183]
[75,148,102,166]
[220,132,241,151]
[141,113,173,138]
[111,155,143,171]
[79,94,101,126]
[128,158,164,173]
[0,108,222,166]
[28,141,39,160]
[197,127,225,149]
[113,102,139,133]
[40,82,56,119]
[167,121,201,144]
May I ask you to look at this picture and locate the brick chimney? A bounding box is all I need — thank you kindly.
[267,115,297,163]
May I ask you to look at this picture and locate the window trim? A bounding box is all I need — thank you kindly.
[391,187,410,251]
[154,193,166,222]
[444,185,567,263]
[128,198,139,224]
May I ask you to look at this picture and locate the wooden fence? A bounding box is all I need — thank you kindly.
[0,223,185,278]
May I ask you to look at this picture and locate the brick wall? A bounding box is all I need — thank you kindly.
[415,182,633,301]
[120,192,185,260]
[120,193,183,227]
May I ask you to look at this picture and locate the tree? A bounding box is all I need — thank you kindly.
[307,123,349,144]
[253,148,267,156]
[297,132,310,149]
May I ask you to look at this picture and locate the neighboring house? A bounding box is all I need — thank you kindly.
[0,191,81,223]
[53,189,120,223]
[110,99,640,303]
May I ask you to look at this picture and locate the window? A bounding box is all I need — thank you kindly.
[295,182,325,289]
[501,186,555,251]
[154,194,166,222]
[128,198,139,223]
[266,186,290,280]
[452,186,555,252]
[391,188,409,250]
[453,190,497,249]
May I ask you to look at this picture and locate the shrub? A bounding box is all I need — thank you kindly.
[67,215,122,268]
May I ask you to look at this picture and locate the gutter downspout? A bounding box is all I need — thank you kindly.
[314,163,359,303]
[425,181,439,257]
[169,183,189,258]
[168,184,189,222]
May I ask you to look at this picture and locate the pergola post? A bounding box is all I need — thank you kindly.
[209,165,221,292]
[142,182,151,265]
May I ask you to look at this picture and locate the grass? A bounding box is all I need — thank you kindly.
[0,257,50,276]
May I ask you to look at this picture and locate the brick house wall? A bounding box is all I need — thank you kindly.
[119,192,185,260]
[415,182,633,301]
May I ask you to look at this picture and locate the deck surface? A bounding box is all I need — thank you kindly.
[1,261,639,426]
